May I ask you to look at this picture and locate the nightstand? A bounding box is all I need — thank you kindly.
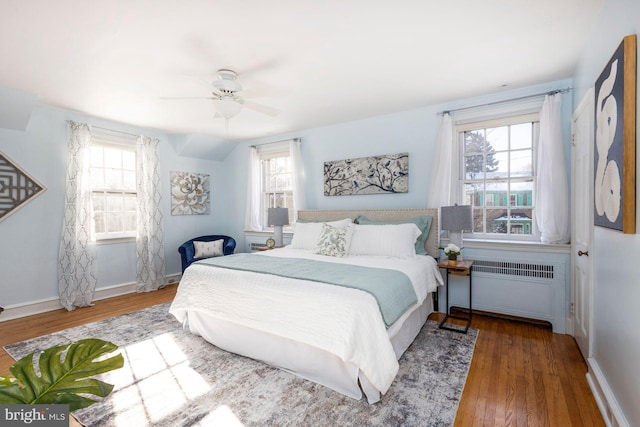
[256,246,284,251]
[437,259,473,334]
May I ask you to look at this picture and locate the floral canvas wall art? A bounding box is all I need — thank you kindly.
[170,171,210,215]
[324,152,408,196]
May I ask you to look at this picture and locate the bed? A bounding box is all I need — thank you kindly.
[169,208,443,403]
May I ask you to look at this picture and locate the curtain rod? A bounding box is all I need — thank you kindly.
[439,87,572,116]
[250,137,300,148]
[91,125,139,138]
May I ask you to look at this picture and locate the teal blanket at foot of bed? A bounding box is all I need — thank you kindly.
[196,253,418,327]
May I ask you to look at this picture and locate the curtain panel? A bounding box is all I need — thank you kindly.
[290,138,305,221]
[244,146,262,231]
[58,121,97,310]
[536,93,570,243]
[136,135,167,291]
[427,113,455,208]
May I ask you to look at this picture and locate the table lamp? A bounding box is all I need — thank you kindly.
[267,207,289,247]
[441,204,473,251]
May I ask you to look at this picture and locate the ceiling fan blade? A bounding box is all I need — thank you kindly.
[160,96,216,100]
[240,99,280,117]
[239,86,274,99]
[178,74,214,90]
[239,58,282,77]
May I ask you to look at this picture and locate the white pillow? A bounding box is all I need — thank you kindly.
[194,239,224,258]
[315,223,354,257]
[348,223,421,258]
[290,218,353,250]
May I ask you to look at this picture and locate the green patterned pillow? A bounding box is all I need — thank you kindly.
[315,223,354,257]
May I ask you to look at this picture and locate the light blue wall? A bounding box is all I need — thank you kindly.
[0,105,227,307]
[572,0,640,424]
[1,78,575,328]
[223,80,573,249]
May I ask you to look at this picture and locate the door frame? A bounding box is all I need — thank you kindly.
[570,87,595,358]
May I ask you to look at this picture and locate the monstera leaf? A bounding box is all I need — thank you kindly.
[0,338,123,411]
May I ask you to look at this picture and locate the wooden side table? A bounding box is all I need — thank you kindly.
[437,259,474,334]
[256,246,284,251]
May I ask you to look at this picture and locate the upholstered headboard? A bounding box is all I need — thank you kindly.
[297,208,440,258]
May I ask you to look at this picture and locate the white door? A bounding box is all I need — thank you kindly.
[571,88,594,359]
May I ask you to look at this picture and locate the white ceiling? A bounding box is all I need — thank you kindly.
[0,0,602,141]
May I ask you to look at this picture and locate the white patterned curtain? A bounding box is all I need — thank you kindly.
[244,146,261,231]
[427,113,456,208]
[289,138,305,220]
[58,121,96,311]
[136,135,166,291]
[536,94,570,243]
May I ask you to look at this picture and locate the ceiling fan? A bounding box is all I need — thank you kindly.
[163,69,280,120]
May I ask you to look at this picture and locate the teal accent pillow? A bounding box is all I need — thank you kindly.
[355,215,433,255]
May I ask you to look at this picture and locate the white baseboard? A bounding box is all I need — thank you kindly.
[0,274,180,322]
[587,357,629,427]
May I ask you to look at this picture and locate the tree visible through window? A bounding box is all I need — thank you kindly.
[460,117,538,238]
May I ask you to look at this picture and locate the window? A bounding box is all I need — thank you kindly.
[90,140,137,240]
[458,113,538,239]
[258,142,295,227]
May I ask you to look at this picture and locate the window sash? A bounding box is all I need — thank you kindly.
[90,140,137,241]
[457,115,539,240]
[259,150,294,228]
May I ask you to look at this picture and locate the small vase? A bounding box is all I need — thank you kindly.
[447,254,457,266]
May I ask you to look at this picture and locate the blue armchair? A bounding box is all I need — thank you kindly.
[178,235,236,273]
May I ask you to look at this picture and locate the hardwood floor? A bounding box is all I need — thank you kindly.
[430,312,605,426]
[0,288,603,426]
[0,285,178,376]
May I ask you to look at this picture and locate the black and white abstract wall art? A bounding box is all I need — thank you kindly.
[324,152,409,196]
[594,34,636,233]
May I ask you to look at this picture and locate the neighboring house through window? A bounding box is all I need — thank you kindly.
[457,112,539,239]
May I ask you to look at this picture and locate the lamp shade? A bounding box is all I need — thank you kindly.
[441,205,473,232]
[267,208,289,226]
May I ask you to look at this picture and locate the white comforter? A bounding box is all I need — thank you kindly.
[169,247,443,398]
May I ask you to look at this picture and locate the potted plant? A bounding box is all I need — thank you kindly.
[443,243,461,265]
[0,338,123,412]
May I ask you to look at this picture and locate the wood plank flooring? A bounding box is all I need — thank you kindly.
[0,287,603,426]
[431,312,605,426]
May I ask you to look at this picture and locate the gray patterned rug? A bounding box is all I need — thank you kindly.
[4,303,477,427]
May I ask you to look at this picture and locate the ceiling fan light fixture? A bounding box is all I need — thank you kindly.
[212,97,243,119]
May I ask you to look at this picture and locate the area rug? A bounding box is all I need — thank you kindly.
[4,303,477,427]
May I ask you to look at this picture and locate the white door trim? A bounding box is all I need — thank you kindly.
[570,87,595,359]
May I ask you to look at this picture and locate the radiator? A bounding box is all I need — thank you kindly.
[445,256,567,333]
[472,260,555,279]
